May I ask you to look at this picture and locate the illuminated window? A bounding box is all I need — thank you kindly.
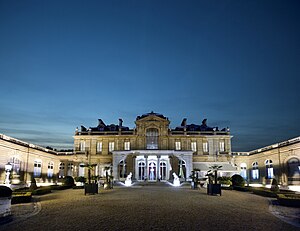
[119,160,127,178]
[240,163,247,179]
[287,158,300,179]
[219,141,225,152]
[67,163,74,176]
[252,162,259,180]
[265,159,274,179]
[33,160,42,177]
[96,142,102,153]
[178,160,186,178]
[191,141,197,152]
[47,162,54,178]
[10,157,21,175]
[109,142,115,152]
[160,162,167,180]
[175,141,181,150]
[59,162,65,178]
[203,142,208,153]
[124,141,130,151]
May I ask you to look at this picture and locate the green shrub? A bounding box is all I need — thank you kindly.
[29,178,38,190]
[231,174,245,187]
[0,186,12,197]
[251,188,277,198]
[218,176,232,185]
[277,194,300,207]
[63,176,75,186]
[11,192,32,204]
[50,185,71,190]
[270,178,279,192]
[74,176,86,183]
[32,187,52,195]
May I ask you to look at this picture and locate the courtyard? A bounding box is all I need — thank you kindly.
[2,184,299,231]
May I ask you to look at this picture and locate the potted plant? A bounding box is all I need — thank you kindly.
[81,164,98,195]
[206,165,222,196]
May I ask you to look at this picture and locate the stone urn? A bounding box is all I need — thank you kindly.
[0,186,12,219]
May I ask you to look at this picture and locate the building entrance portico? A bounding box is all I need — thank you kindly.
[112,150,193,182]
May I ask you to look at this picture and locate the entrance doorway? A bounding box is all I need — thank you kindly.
[148,161,157,181]
[160,161,167,181]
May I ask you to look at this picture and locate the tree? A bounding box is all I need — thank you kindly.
[207,165,222,184]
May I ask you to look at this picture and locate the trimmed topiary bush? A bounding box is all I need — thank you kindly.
[32,187,52,195]
[11,192,32,204]
[270,178,279,192]
[63,176,75,187]
[0,186,12,198]
[277,194,300,207]
[29,178,38,190]
[231,174,245,187]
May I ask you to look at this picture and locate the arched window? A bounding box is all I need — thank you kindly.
[146,128,158,149]
[265,159,273,179]
[33,160,42,177]
[10,157,21,175]
[178,160,186,178]
[287,158,300,183]
[160,162,167,180]
[119,160,127,178]
[240,163,247,179]
[79,163,85,177]
[47,162,54,178]
[252,162,259,180]
[138,161,145,180]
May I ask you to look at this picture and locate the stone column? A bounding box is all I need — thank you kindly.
[157,155,160,181]
[145,155,148,180]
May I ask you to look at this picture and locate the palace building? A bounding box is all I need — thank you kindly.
[0,112,299,191]
[74,112,234,182]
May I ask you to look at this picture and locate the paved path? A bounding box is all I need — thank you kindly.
[2,185,300,231]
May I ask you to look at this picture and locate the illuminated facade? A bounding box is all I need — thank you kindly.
[0,112,299,191]
[74,112,234,182]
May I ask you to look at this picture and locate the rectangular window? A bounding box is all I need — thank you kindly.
[267,167,274,179]
[47,162,54,178]
[203,142,208,153]
[252,169,259,180]
[34,161,42,177]
[80,141,85,151]
[97,142,102,153]
[124,141,130,150]
[219,141,225,152]
[175,141,181,150]
[109,142,115,152]
[191,141,197,152]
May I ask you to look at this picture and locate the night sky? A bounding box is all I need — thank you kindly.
[0,0,299,151]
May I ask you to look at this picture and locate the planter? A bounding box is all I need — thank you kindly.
[0,186,12,219]
[207,184,221,196]
[84,183,98,195]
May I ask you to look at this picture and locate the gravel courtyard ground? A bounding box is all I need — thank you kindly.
[2,184,299,231]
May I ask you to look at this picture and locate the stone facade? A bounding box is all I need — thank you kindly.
[233,137,300,191]
[0,112,299,191]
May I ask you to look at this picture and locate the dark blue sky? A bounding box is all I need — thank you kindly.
[0,0,299,151]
